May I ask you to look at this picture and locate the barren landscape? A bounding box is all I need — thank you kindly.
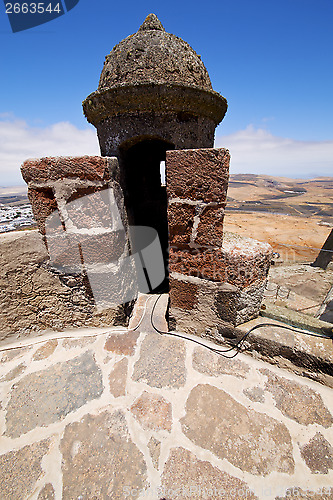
[225,175,333,262]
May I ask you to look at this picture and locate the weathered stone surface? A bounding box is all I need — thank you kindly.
[166,148,229,203]
[148,436,161,469]
[181,384,294,476]
[64,186,117,230]
[109,357,128,397]
[0,230,125,342]
[131,391,172,431]
[168,202,195,248]
[27,189,57,234]
[1,362,26,382]
[45,232,82,269]
[0,439,49,499]
[37,483,55,499]
[243,386,265,403]
[195,204,225,247]
[97,14,213,92]
[33,340,58,361]
[192,346,250,378]
[276,487,333,499]
[261,369,333,427]
[104,331,139,356]
[79,230,127,264]
[161,447,258,499]
[300,432,333,474]
[61,410,147,499]
[169,276,198,310]
[5,351,103,438]
[132,333,186,388]
[169,273,242,335]
[21,156,113,183]
[169,232,272,287]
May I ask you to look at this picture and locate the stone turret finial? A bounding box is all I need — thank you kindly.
[138,13,165,32]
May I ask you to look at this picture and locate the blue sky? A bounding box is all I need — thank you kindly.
[1,0,332,185]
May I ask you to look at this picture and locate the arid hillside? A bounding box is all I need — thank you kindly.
[225,175,333,262]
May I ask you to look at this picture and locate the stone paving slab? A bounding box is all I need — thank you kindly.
[0,326,332,499]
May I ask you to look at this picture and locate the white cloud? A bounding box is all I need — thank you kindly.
[216,125,333,178]
[1,118,332,186]
[0,116,100,186]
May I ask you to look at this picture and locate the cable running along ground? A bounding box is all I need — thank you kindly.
[150,294,333,359]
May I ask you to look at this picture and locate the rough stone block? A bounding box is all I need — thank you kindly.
[64,186,121,230]
[46,233,82,270]
[79,231,127,264]
[169,276,198,310]
[166,148,229,203]
[21,156,118,183]
[169,232,272,288]
[169,273,239,335]
[28,189,57,235]
[169,270,268,336]
[194,205,224,247]
[168,202,195,248]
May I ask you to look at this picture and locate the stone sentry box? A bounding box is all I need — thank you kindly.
[21,14,272,338]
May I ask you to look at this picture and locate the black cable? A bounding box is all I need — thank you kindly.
[150,294,333,359]
[150,294,250,358]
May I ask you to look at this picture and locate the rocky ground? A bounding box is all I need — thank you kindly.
[0,319,332,499]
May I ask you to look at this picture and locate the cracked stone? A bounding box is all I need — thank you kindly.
[109,357,128,397]
[261,369,333,427]
[243,386,265,403]
[33,340,58,361]
[5,351,103,438]
[104,331,139,356]
[131,391,172,432]
[161,447,258,499]
[38,483,55,499]
[148,437,161,469]
[132,333,186,388]
[300,432,333,474]
[61,409,147,499]
[192,346,250,378]
[0,439,49,499]
[181,384,294,476]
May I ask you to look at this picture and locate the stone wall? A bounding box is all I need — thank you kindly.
[0,231,128,344]
[166,148,272,338]
[20,155,136,329]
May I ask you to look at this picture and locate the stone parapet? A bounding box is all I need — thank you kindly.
[21,155,135,313]
[166,148,272,332]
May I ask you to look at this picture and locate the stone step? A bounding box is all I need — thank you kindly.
[128,293,169,333]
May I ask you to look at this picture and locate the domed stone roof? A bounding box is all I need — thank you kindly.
[98,14,213,92]
[83,14,227,131]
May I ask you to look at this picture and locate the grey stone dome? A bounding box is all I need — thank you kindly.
[98,14,213,92]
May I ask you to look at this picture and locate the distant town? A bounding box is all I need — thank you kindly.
[0,202,36,232]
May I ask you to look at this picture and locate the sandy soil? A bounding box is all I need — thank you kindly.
[224,212,332,262]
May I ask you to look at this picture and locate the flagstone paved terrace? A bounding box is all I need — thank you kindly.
[0,324,332,499]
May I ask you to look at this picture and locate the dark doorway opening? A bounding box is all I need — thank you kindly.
[120,138,174,293]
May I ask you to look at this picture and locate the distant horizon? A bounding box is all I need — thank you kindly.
[1,172,333,191]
